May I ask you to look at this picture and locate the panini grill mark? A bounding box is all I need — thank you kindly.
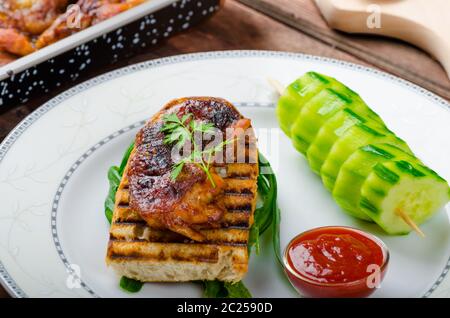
[224,190,254,197]
[224,163,258,179]
[108,241,221,263]
[113,212,250,224]
[223,195,254,209]
[222,212,250,225]
[221,224,250,230]
[109,238,248,247]
[111,219,250,243]
[227,208,251,213]
[107,241,248,264]
[113,220,148,225]
[225,175,252,180]
[113,214,250,228]
[224,178,256,192]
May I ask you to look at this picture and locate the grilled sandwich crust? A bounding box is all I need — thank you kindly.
[106,97,258,283]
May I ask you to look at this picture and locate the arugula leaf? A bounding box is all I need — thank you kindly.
[247,154,279,254]
[202,280,226,298]
[104,142,135,225]
[255,153,282,265]
[248,224,260,254]
[224,281,251,298]
[119,142,135,175]
[104,166,121,224]
[202,281,251,298]
[273,205,282,266]
[120,276,143,293]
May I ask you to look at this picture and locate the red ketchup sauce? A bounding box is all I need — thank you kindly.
[284,226,388,298]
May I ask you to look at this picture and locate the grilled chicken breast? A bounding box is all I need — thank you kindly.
[106,97,258,282]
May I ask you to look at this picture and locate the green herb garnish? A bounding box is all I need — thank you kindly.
[160,113,233,187]
[104,142,282,296]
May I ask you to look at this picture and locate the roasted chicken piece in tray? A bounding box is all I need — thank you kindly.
[4,0,70,35]
[0,0,147,65]
[0,50,16,66]
[106,97,259,282]
[36,0,146,49]
[0,10,34,57]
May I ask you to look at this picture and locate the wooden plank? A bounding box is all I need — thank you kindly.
[237,0,450,100]
[0,286,7,298]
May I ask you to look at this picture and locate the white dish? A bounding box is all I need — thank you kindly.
[0,50,449,298]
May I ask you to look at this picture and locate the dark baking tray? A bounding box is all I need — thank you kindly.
[0,0,222,108]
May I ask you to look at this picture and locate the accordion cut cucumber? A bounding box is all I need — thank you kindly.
[277,72,332,136]
[290,88,385,154]
[320,122,412,191]
[306,108,381,174]
[333,144,422,220]
[290,88,350,154]
[359,160,449,235]
[276,71,381,137]
[276,71,450,235]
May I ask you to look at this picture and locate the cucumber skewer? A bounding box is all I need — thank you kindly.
[396,209,425,237]
[268,77,434,237]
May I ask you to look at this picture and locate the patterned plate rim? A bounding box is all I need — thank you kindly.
[0,50,449,298]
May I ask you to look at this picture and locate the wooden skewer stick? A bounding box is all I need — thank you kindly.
[267,77,284,96]
[395,208,425,238]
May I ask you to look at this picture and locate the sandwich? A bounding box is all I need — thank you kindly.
[106,97,259,283]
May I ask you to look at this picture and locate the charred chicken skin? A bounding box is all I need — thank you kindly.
[127,97,257,242]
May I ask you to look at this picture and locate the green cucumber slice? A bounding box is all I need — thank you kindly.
[320,122,413,192]
[333,144,422,220]
[276,72,332,136]
[307,108,370,174]
[290,88,353,154]
[288,84,385,155]
[360,160,450,235]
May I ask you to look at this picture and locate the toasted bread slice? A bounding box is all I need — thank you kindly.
[106,97,258,283]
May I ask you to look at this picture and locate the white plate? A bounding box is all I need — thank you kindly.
[1,51,449,298]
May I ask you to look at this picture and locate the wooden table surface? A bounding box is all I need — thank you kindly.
[0,0,448,298]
